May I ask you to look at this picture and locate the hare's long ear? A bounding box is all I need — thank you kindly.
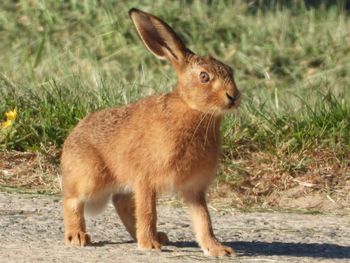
[129,8,190,65]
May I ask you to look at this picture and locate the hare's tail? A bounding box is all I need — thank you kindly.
[84,194,110,216]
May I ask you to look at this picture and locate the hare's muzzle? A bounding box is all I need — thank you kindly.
[226,93,235,107]
[226,90,241,109]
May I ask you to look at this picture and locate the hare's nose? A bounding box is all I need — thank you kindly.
[226,93,235,106]
[226,93,234,102]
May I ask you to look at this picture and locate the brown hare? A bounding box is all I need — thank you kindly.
[61,8,240,257]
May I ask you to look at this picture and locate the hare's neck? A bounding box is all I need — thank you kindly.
[168,92,222,143]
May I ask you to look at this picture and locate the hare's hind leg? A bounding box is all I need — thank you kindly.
[112,193,169,245]
[63,197,90,246]
[112,194,136,240]
[61,145,110,246]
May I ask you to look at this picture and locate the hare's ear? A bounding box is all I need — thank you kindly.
[129,8,190,64]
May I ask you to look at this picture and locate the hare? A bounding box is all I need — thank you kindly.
[61,8,240,257]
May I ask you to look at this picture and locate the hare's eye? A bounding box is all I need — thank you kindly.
[199,72,210,83]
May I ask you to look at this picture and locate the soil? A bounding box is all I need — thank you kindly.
[1,192,350,262]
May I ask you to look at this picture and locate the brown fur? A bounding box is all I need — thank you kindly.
[61,8,240,256]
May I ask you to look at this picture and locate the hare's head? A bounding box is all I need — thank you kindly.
[129,8,240,115]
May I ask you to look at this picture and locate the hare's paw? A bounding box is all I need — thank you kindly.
[157,231,169,245]
[205,244,234,257]
[65,231,90,246]
[138,237,162,251]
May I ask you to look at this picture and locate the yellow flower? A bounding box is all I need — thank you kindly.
[2,119,13,128]
[5,109,17,121]
[1,109,17,129]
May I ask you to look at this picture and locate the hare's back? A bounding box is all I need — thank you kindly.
[63,94,167,151]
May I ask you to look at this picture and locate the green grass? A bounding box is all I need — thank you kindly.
[1,1,349,180]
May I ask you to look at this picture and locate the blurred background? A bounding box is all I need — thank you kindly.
[0,0,349,209]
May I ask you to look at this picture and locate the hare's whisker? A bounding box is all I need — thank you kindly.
[190,112,208,144]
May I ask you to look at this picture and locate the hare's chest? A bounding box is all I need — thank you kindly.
[166,137,220,190]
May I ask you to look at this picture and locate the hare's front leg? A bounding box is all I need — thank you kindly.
[183,191,234,256]
[134,186,162,250]
[112,193,169,245]
[63,197,90,246]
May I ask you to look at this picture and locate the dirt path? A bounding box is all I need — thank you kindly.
[0,192,349,262]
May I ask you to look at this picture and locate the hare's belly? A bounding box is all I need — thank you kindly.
[107,141,219,192]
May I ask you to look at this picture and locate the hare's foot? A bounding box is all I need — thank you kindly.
[136,232,168,250]
[138,237,162,250]
[65,231,91,246]
[204,242,234,257]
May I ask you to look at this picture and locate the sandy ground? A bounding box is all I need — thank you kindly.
[0,192,349,263]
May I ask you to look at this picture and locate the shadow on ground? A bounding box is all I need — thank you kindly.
[173,241,350,259]
[92,240,134,247]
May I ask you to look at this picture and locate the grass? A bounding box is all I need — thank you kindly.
[0,0,349,206]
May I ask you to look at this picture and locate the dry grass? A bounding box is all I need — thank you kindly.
[211,147,350,210]
[1,148,349,211]
[0,149,61,194]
